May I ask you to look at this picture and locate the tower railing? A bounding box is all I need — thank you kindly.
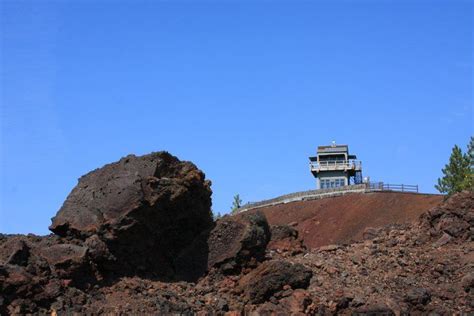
[367,181,418,193]
[310,160,362,172]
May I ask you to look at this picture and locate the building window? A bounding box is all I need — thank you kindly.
[321,178,345,189]
[320,179,331,189]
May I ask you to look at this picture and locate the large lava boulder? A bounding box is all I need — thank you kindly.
[267,225,306,256]
[419,190,473,241]
[174,211,271,281]
[237,260,313,304]
[207,211,271,272]
[49,152,213,279]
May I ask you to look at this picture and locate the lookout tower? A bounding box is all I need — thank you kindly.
[309,142,363,189]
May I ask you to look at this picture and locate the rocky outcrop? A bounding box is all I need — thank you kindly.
[419,190,473,242]
[0,238,30,266]
[175,211,271,281]
[1,152,217,314]
[0,234,96,314]
[267,224,306,255]
[207,211,270,272]
[49,151,213,279]
[287,191,473,314]
[237,260,312,304]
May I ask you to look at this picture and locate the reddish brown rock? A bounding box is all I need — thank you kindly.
[237,260,312,304]
[49,152,213,279]
[0,238,30,266]
[0,264,33,289]
[353,305,395,316]
[461,272,474,292]
[432,232,453,247]
[278,289,312,314]
[267,225,306,255]
[40,244,87,267]
[405,287,431,306]
[38,243,93,285]
[0,265,42,315]
[419,191,473,240]
[362,227,379,240]
[207,211,270,272]
[175,211,271,280]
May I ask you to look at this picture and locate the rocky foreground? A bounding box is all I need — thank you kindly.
[0,152,473,315]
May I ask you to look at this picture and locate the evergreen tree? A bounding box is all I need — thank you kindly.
[467,136,474,168]
[462,136,474,189]
[230,194,242,213]
[435,142,471,195]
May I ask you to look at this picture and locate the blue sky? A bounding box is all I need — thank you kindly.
[1,0,472,235]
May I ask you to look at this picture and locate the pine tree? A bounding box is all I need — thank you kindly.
[435,142,471,195]
[230,194,242,213]
[462,136,474,190]
[467,136,474,168]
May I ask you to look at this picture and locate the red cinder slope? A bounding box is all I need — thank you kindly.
[248,191,443,248]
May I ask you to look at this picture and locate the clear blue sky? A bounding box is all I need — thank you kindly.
[1,1,472,235]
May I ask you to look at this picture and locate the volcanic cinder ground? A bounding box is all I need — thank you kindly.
[1,152,473,315]
[248,191,444,248]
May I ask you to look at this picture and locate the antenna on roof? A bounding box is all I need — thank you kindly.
[331,140,336,147]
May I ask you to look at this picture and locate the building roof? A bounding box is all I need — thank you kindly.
[317,144,349,154]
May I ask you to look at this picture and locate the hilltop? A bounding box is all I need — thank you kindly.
[244,191,443,248]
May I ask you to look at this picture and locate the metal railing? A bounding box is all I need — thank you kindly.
[310,160,362,171]
[235,182,420,214]
[236,184,369,213]
[368,182,418,193]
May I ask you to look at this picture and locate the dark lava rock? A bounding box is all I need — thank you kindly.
[405,287,431,306]
[0,238,30,266]
[432,232,453,247]
[336,296,352,310]
[237,260,313,304]
[38,243,93,284]
[175,211,271,280]
[362,227,380,240]
[207,211,270,272]
[49,152,213,279]
[269,225,298,241]
[419,191,473,240]
[352,305,395,316]
[0,264,40,315]
[267,224,306,255]
[55,281,196,315]
[461,272,474,292]
[0,235,99,315]
[255,289,312,315]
